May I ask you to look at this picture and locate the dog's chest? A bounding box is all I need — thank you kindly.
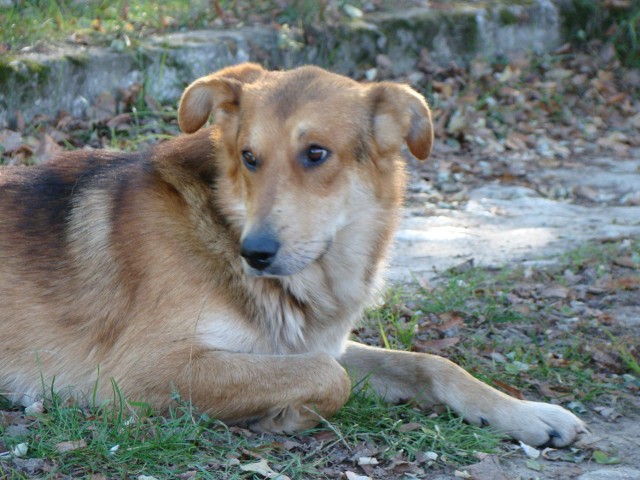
[196,277,357,358]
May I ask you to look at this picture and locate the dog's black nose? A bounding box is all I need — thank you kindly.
[240,233,280,271]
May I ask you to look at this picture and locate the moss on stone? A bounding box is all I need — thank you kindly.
[65,52,90,66]
[498,8,519,26]
[0,57,51,87]
[441,10,480,57]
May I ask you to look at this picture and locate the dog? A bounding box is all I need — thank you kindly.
[0,63,586,447]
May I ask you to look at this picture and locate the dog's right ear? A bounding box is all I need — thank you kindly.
[178,63,265,134]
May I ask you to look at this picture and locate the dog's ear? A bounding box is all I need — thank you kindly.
[178,63,265,134]
[368,83,433,160]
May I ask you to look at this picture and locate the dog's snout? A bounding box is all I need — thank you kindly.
[241,232,280,271]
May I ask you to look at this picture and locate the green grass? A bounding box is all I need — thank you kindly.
[334,387,505,465]
[1,0,218,50]
[1,384,505,478]
[0,0,333,51]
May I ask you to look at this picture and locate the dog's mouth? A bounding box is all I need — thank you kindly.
[242,238,333,278]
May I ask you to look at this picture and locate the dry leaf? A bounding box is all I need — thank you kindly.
[610,276,640,290]
[0,129,23,154]
[436,312,464,331]
[535,382,567,399]
[345,472,371,480]
[540,285,570,299]
[106,113,132,129]
[466,455,509,480]
[313,430,337,442]
[398,422,422,432]
[594,406,622,421]
[177,471,197,480]
[34,134,63,164]
[24,401,44,415]
[91,92,117,123]
[493,379,524,400]
[54,439,87,453]
[412,337,460,353]
[239,458,290,480]
[519,441,541,459]
[12,442,28,458]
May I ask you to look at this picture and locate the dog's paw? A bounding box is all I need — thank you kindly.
[247,404,322,434]
[495,400,588,447]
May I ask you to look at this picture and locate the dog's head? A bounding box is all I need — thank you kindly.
[178,63,433,277]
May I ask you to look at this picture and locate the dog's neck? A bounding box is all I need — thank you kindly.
[244,181,401,357]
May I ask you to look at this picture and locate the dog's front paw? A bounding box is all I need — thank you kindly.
[247,404,323,434]
[495,400,588,447]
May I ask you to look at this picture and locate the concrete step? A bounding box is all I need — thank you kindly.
[0,0,563,126]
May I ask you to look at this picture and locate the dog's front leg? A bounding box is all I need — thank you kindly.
[340,341,587,447]
[131,349,351,434]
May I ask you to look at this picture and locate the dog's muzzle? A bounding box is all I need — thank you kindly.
[240,231,281,271]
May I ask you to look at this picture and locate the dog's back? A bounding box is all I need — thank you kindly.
[0,129,224,405]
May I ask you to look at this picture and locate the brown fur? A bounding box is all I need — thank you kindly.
[0,64,586,445]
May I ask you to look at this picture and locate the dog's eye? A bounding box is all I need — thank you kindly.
[303,146,330,168]
[241,150,258,171]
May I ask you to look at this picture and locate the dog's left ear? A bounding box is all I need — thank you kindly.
[368,83,433,160]
[178,63,265,134]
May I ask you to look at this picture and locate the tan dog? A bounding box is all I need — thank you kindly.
[0,63,586,447]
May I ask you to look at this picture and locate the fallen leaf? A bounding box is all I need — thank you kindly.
[436,312,465,332]
[519,441,540,459]
[397,422,422,433]
[594,406,622,421]
[412,337,460,353]
[535,382,564,399]
[90,92,117,123]
[493,379,525,400]
[54,439,87,453]
[540,285,570,299]
[24,401,44,415]
[177,471,197,480]
[505,131,528,150]
[239,458,290,479]
[10,457,45,474]
[526,458,543,471]
[282,440,302,450]
[106,113,132,129]
[313,430,337,442]
[504,360,531,374]
[422,451,439,462]
[590,348,623,371]
[12,442,29,458]
[34,134,63,164]
[466,455,509,480]
[592,450,621,465]
[0,129,23,154]
[610,276,640,290]
[345,472,371,480]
